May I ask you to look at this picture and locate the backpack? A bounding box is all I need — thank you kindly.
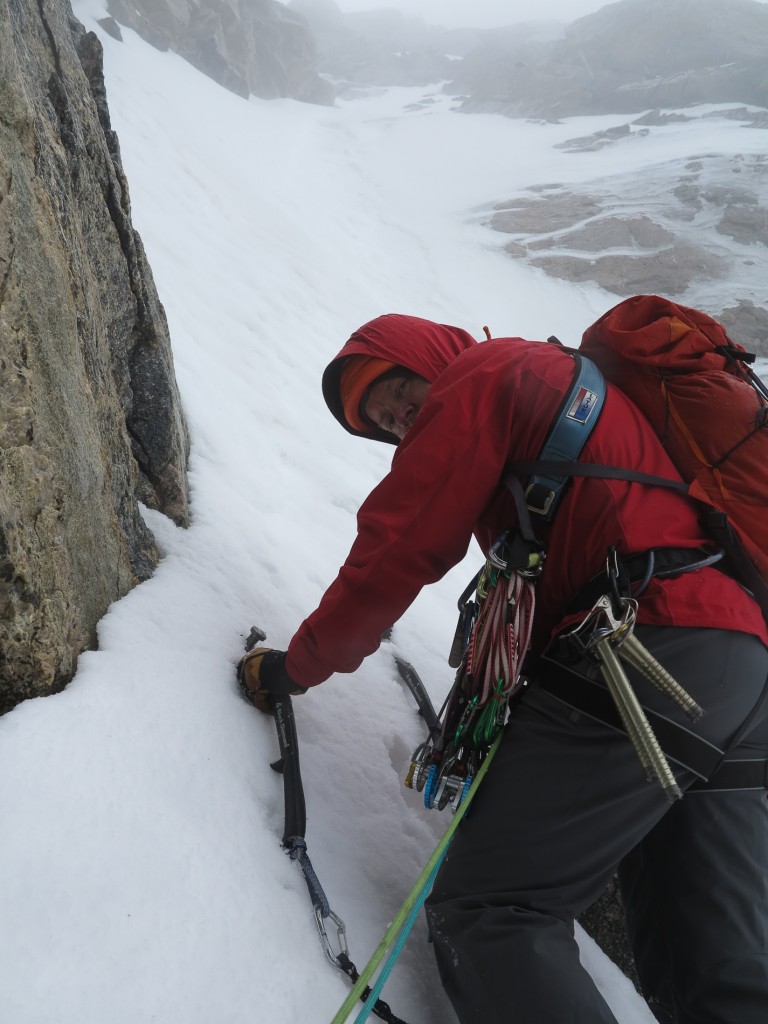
[505,295,768,617]
[579,294,768,582]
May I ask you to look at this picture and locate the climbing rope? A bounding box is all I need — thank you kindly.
[331,731,505,1024]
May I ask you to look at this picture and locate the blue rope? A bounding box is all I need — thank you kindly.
[352,859,444,1024]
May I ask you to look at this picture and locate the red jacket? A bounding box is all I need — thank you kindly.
[286,316,767,687]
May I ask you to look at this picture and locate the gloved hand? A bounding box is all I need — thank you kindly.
[237,647,306,714]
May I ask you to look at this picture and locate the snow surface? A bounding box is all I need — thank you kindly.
[3,6,767,1022]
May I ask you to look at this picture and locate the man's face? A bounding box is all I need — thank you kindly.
[364,373,431,440]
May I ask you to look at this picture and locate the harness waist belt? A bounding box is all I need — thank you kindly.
[566,547,729,616]
[536,658,768,789]
[689,759,768,792]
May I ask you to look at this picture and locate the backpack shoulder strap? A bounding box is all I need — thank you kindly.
[509,353,607,522]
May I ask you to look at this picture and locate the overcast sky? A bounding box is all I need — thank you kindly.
[332,0,631,28]
[330,0,768,30]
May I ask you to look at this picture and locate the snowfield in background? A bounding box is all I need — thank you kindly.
[2,4,766,1021]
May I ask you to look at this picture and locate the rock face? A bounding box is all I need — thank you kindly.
[106,0,334,105]
[450,0,768,119]
[289,0,454,91]
[0,0,190,714]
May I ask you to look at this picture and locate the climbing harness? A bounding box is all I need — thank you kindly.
[243,628,408,1024]
[496,351,714,798]
[537,547,768,795]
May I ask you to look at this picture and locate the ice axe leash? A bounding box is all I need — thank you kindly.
[244,628,408,1024]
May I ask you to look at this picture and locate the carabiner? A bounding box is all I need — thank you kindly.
[314,905,349,968]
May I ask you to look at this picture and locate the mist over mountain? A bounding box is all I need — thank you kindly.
[100,0,768,117]
[291,0,768,115]
[290,0,565,92]
[449,0,768,118]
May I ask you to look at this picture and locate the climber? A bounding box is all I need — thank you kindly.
[239,312,768,1024]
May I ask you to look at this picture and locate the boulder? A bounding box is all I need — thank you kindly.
[0,0,189,713]
[719,300,768,357]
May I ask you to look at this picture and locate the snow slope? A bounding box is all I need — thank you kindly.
[3,6,766,1021]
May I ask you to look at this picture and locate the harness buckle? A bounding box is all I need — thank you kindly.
[525,482,556,516]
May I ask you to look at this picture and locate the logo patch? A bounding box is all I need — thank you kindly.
[566,386,599,425]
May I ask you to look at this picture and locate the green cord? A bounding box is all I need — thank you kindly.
[330,730,504,1024]
[472,679,506,746]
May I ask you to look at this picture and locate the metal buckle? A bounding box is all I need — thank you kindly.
[525,482,555,516]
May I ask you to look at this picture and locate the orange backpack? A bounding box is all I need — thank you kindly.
[579,294,768,584]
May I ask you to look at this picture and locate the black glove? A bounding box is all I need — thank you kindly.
[237,647,306,714]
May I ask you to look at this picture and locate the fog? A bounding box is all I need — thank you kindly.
[329,0,768,29]
[333,0,608,27]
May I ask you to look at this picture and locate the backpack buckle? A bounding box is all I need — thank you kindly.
[525,482,556,516]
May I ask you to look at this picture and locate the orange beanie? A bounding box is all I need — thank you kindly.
[339,356,397,431]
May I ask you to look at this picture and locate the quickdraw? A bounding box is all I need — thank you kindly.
[405,531,542,812]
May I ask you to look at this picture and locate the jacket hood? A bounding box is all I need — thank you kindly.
[322,314,477,443]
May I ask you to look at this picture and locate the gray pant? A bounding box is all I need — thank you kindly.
[425,627,768,1023]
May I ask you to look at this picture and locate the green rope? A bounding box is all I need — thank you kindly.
[330,730,504,1024]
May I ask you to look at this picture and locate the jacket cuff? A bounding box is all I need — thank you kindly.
[260,650,307,695]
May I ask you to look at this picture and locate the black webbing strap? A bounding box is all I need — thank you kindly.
[337,955,408,1024]
[504,459,689,495]
[705,509,768,623]
[689,666,768,792]
[689,759,768,792]
[536,658,768,789]
[536,658,724,779]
